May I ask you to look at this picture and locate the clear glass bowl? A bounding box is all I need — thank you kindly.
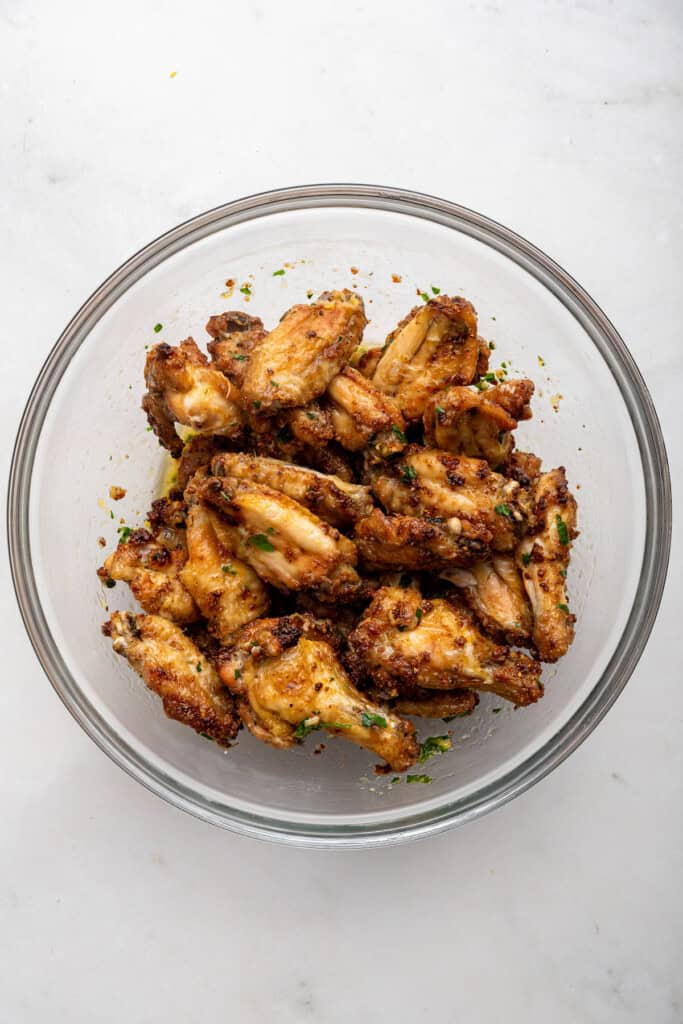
[8,185,671,848]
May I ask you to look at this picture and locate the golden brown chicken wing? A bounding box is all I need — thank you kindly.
[241,290,367,413]
[353,508,489,571]
[98,500,199,624]
[424,379,534,465]
[205,311,267,386]
[200,476,364,600]
[441,554,532,645]
[347,586,543,706]
[143,339,244,457]
[517,467,578,662]
[371,296,479,421]
[217,615,418,770]
[368,445,526,552]
[179,502,270,641]
[104,611,240,745]
[211,452,373,528]
[325,365,407,458]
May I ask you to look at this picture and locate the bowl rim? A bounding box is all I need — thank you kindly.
[7,183,672,848]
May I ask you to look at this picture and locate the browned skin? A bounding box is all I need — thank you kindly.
[176,434,231,492]
[393,687,478,719]
[200,476,365,601]
[347,586,543,706]
[241,290,367,413]
[325,366,407,458]
[442,554,533,645]
[206,311,267,386]
[211,451,373,528]
[98,499,199,624]
[143,339,244,457]
[517,467,578,662]
[354,508,489,571]
[371,296,479,421]
[351,346,382,378]
[367,444,526,552]
[104,611,240,745]
[424,379,534,465]
[217,615,418,770]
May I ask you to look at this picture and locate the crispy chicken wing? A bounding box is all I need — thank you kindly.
[325,365,407,457]
[98,499,199,623]
[368,445,526,551]
[200,476,364,600]
[241,290,367,413]
[371,296,479,421]
[218,615,418,770]
[442,555,532,645]
[104,611,240,745]
[347,586,543,706]
[143,339,244,457]
[517,467,578,662]
[211,452,373,528]
[205,311,267,386]
[179,503,270,641]
[424,379,534,465]
[354,508,488,571]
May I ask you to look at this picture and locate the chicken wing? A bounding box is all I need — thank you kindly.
[424,379,534,465]
[347,586,543,706]
[368,445,526,552]
[143,339,244,457]
[205,311,267,386]
[241,290,367,413]
[517,467,578,662]
[354,507,488,571]
[98,500,199,624]
[442,554,532,645]
[325,365,407,458]
[104,611,240,745]
[200,476,364,600]
[371,296,479,421]
[217,615,418,770]
[179,502,270,641]
[211,452,373,528]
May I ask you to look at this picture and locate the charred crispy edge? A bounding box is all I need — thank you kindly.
[147,496,188,531]
[177,435,230,492]
[142,391,183,458]
[385,294,478,345]
[221,613,344,664]
[354,508,489,571]
[393,687,479,719]
[506,450,543,489]
[205,311,265,340]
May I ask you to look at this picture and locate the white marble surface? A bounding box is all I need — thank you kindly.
[1,1,681,1020]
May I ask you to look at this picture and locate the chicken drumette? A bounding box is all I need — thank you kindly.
[423,379,534,466]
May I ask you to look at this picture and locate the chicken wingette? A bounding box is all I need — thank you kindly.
[353,508,489,571]
[211,451,373,528]
[424,379,534,465]
[104,611,240,745]
[324,365,407,457]
[371,296,479,421]
[516,467,578,662]
[347,586,543,706]
[143,339,244,457]
[241,290,367,413]
[179,502,270,641]
[368,445,526,551]
[98,498,199,624]
[442,555,533,645]
[217,614,419,770]
[200,476,365,600]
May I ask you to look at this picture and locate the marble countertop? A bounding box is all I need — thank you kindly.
[1,2,680,1021]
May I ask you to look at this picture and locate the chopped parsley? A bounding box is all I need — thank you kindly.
[474,379,489,391]
[305,411,316,420]
[391,776,400,784]
[522,552,532,566]
[239,284,252,296]
[420,292,430,303]
[361,712,387,728]
[406,774,432,784]
[483,372,497,383]
[489,341,496,350]
[415,608,423,623]
[221,563,237,575]
[400,464,417,483]
[391,424,407,443]
[220,490,233,503]
[537,355,546,367]
[435,405,445,421]
[492,707,502,714]
[234,668,242,679]
[153,323,162,333]
[272,269,285,276]
[199,732,214,741]
[253,400,262,409]
[117,525,133,544]
[196,662,202,673]
[306,290,314,299]
[231,352,248,361]
[442,711,472,722]
[494,503,512,518]
[431,285,441,295]
[270,380,280,388]
[276,425,293,443]
[249,533,276,552]
[294,717,351,739]
[557,602,570,613]
[559,568,567,578]
[418,735,451,763]
[555,515,569,545]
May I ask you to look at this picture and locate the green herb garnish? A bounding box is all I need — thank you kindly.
[272,269,285,276]
[305,411,316,420]
[361,712,387,728]
[234,668,242,679]
[560,567,567,577]
[420,292,430,303]
[277,425,293,443]
[522,552,532,566]
[418,735,451,763]
[494,503,512,518]
[240,284,252,296]
[492,707,502,714]
[306,290,314,299]
[196,662,202,673]
[489,341,496,350]
[435,405,445,421]
[407,774,432,784]
[391,424,407,443]
[153,323,162,333]
[220,490,233,503]
[117,525,132,544]
[271,380,279,388]
[249,533,276,552]
[253,400,262,409]
[391,776,400,784]
[400,464,417,483]
[294,717,351,739]
[483,372,497,383]
[555,515,569,545]
[431,285,441,295]
[232,352,248,361]
[415,608,423,623]
[474,379,489,391]
[557,603,570,613]
[221,563,237,575]
[442,711,472,722]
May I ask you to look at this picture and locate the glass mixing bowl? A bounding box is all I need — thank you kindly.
[8,185,671,847]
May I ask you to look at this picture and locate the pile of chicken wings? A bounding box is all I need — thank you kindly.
[99,289,577,774]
